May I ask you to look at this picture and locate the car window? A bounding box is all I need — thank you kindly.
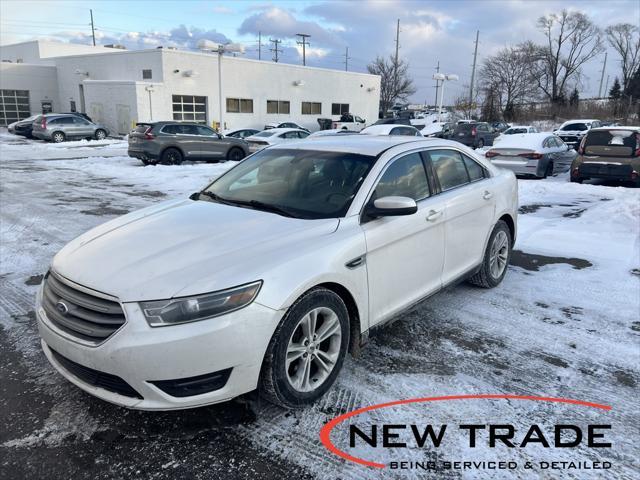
[561,123,588,131]
[73,117,90,125]
[428,150,470,191]
[203,149,376,219]
[196,126,216,136]
[372,153,430,201]
[477,123,488,131]
[180,125,199,135]
[51,117,73,125]
[462,154,486,181]
[297,131,309,138]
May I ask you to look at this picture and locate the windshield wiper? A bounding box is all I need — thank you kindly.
[228,199,297,218]
[197,191,298,218]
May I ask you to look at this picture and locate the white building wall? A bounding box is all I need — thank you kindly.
[82,81,141,135]
[0,63,59,115]
[0,40,116,64]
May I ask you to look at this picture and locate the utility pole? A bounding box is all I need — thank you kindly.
[270,38,281,63]
[90,9,96,46]
[394,19,400,85]
[469,30,479,106]
[344,46,351,72]
[258,31,261,60]
[604,75,610,96]
[433,60,440,107]
[296,33,311,66]
[598,52,607,98]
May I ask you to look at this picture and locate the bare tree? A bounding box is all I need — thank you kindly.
[478,42,540,120]
[536,10,603,104]
[605,23,640,95]
[367,55,416,114]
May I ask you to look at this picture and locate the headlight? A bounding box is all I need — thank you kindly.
[140,281,262,327]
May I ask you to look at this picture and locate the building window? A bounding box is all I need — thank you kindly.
[142,69,153,80]
[172,95,207,123]
[267,100,290,114]
[331,103,349,115]
[226,98,253,113]
[0,89,30,126]
[69,100,77,112]
[302,102,322,115]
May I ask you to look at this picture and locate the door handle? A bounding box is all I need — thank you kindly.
[483,191,493,200]
[426,209,443,222]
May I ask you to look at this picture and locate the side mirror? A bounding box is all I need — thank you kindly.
[189,192,200,200]
[366,196,417,218]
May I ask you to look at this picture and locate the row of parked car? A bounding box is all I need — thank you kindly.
[7,113,110,142]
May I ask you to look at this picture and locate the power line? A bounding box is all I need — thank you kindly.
[269,38,281,63]
[296,33,310,66]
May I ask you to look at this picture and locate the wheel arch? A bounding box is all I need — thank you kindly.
[316,282,362,357]
[160,145,185,159]
[498,213,516,246]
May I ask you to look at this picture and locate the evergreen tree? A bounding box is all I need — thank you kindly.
[569,87,580,106]
[609,78,622,99]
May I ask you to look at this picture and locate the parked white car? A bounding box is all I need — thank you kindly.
[332,113,367,132]
[494,125,539,144]
[307,128,358,138]
[360,124,423,136]
[245,128,310,152]
[553,119,602,148]
[36,136,517,410]
[485,132,577,177]
[264,121,309,132]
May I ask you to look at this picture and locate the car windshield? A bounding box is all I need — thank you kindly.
[561,123,588,131]
[253,131,277,137]
[506,128,528,134]
[200,148,376,219]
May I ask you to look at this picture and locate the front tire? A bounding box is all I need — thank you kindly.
[259,288,349,408]
[468,220,512,288]
[227,147,245,161]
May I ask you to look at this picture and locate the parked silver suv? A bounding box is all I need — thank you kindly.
[128,122,249,165]
[32,114,109,143]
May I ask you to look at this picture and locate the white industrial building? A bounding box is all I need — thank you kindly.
[0,40,381,134]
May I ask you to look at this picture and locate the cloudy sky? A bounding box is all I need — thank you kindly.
[1,0,638,104]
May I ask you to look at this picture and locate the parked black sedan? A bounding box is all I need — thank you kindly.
[8,115,40,138]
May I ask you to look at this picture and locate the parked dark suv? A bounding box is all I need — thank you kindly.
[570,127,640,185]
[128,122,249,165]
[452,122,499,148]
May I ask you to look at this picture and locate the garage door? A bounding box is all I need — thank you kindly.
[0,89,30,126]
[172,95,207,123]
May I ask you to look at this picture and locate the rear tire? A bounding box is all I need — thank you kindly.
[468,220,512,289]
[95,129,107,140]
[259,288,350,408]
[161,148,183,165]
[227,147,245,161]
[51,131,65,143]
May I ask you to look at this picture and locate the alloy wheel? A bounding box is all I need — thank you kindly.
[489,230,509,279]
[52,133,64,143]
[286,307,342,393]
[95,130,106,140]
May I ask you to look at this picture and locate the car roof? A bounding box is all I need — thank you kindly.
[263,127,306,134]
[589,126,640,132]
[559,119,599,124]
[268,135,446,156]
[361,124,419,135]
[507,125,534,129]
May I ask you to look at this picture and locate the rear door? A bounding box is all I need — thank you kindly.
[175,124,202,159]
[425,149,496,284]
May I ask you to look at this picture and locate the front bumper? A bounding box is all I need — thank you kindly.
[36,284,284,410]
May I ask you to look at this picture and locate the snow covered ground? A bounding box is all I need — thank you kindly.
[1,132,638,479]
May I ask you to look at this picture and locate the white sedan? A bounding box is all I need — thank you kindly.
[245,128,310,152]
[36,136,517,410]
[494,125,538,144]
[485,132,577,178]
[360,124,423,136]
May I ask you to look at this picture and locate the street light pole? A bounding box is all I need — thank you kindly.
[217,46,223,131]
[433,73,458,123]
[145,85,154,120]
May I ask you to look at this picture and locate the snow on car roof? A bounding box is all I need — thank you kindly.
[506,125,534,129]
[590,126,640,132]
[270,135,441,156]
[360,124,420,135]
[489,132,554,150]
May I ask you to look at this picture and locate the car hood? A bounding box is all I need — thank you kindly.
[51,199,339,302]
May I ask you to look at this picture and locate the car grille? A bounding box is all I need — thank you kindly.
[50,348,142,399]
[42,272,126,344]
[579,163,632,178]
[560,135,580,144]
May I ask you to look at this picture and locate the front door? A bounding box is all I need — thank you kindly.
[361,151,446,326]
[196,125,227,160]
